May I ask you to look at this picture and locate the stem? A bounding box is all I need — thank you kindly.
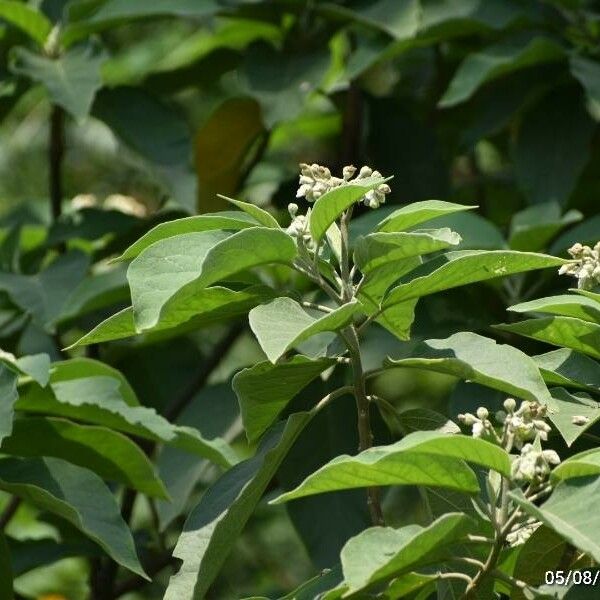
[0,497,21,530]
[346,325,383,526]
[49,104,65,224]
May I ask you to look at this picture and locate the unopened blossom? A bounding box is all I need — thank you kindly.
[511,444,560,484]
[458,407,494,439]
[559,241,600,289]
[286,203,314,249]
[507,517,540,547]
[295,163,391,209]
[500,399,551,449]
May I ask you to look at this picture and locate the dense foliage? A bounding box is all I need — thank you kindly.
[0,1,600,599]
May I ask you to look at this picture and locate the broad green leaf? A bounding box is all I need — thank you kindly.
[16,364,236,468]
[240,44,330,127]
[10,43,105,121]
[535,349,600,393]
[249,297,360,364]
[553,447,600,482]
[69,286,275,347]
[426,211,506,250]
[0,250,89,331]
[309,177,390,243]
[577,289,600,304]
[0,351,49,386]
[548,387,600,447]
[570,54,600,110]
[156,383,240,530]
[320,0,419,40]
[164,412,312,600]
[380,572,437,599]
[396,408,460,435]
[387,332,552,403]
[273,431,512,504]
[551,215,600,255]
[0,364,17,444]
[220,196,280,228]
[511,477,600,563]
[57,265,129,325]
[439,34,564,107]
[511,526,567,600]
[340,513,473,595]
[0,456,145,577]
[233,356,336,443]
[515,89,594,205]
[496,317,600,360]
[277,391,371,569]
[354,229,461,273]
[509,203,582,252]
[0,0,52,45]
[358,255,420,342]
[509,294,600,323]
[115,212,259,262]
[383,250,566,311]
[375,200,475,233]
[1,417,168,498]
[128,228,296,330]
[278,567,343,600]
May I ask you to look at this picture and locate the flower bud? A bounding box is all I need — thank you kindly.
[476,407,489,420]
[503,398,517,413]
[572,415,590,426]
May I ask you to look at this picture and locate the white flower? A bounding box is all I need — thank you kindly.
[559,241,600,289]
[511,444,560,484]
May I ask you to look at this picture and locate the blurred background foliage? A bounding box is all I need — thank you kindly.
[0,0,599,598]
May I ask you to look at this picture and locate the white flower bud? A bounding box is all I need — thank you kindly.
[342,165,356,180]
[476,407,489,420]
[503,398,517,413]
[572,415,590,426]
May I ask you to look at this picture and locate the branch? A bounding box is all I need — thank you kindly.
[0,497,21,530]
[49,104,65,225]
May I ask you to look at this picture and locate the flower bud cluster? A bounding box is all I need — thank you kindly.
[458,406,493,439]
[296,163,391,209]
[506,516,540,547]
[511,443,560,484]
[495,399,551,450]
[558,241,600,290]
[286,203,315,250]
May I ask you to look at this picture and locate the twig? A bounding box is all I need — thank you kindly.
[49,104,65,225]
[0,497,21,530]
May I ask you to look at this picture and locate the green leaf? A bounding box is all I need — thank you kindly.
[495,317,600,360]
[515,89,594,205]
[128,228,296,330]
[551,215,600,255]
[0,456,145,577]
[10,43,105,121]
[0,352,49,386]
[320,0,419,40]
[548,387,600,447]
[1,417,168,499]
[535,349,600,393]
[570,54,600,110]
[16,361,236,468]
[553,446,600,482]
[396,408,460,435]
[278,567,343,600]
[509,294,600,324]
[249,298,360,364]
[387,332,553,403]
[278,394,374,570]
[273,431,512,504]
[383,250,566,312]
[115,212,260,262]
[511,526,567,600]
[0,0,52,45]
[233,356,336,443]
[426,211,507,250]
[375,200,475,233]
[339,513,473,595]
[220,196,280,228]
[509,203,583,252]
[309,177,390,243]
[439,34,564,107]
[354,229,462,273]
[69,285,274,347]
[164,412,312,600]
[0,364,18,445]
[511,477,600,563]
